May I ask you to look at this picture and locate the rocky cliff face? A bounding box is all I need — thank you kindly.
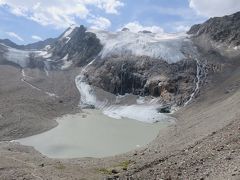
[85,55,198,106]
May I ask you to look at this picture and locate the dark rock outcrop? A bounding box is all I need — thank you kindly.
[48,25,103,67]
[86,56,197,105]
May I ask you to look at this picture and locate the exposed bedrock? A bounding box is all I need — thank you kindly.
[85,56,199,106]
[49,25,103,67]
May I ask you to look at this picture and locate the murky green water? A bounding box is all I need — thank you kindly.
[16,110,170,159]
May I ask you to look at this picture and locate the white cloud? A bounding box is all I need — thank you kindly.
[189,0,240,17]
[6,32,24,41]
[121,22,164,34]
[88,17,111,30]
[32,35,43,41]
[0,0,124,28]
[95,0,124,14]
[174,25,190,32]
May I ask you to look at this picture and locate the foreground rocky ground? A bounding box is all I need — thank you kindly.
[0,54,239,179]
[0,65,79,141]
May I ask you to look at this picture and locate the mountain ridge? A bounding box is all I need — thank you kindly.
[0,37,57,50]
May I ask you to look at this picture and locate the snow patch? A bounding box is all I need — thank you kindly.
[36,50,52,59]
[43,45,51,51]
[65,37,71,44]
[62,54,69,60]
[37,50,48,56]
[45,92,58,97]
[61,25,76,39]
[61,54,72,70]
[43,53,52,58]
[136,96,145,104]
[234,46,239,50]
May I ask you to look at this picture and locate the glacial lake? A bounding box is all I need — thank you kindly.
[16,109,171,159]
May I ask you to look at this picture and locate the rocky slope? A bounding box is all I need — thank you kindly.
[188,11,240,58]
[188,11,240,46]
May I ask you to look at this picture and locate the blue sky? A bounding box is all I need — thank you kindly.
[0,0,239,45]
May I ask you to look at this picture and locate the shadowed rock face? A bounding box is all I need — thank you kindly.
[188,11,240,46]
[49,25,103,67]
[85,56,198,105]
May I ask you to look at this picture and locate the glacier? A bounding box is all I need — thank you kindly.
[2,45,30,68]
[89,29,188,64]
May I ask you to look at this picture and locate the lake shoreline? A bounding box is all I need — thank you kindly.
[15,109,174,159]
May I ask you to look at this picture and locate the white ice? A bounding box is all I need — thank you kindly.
[103,104,169,123]
[75,59,99,107]
[5,47,30,67]
[89,30,187,64]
